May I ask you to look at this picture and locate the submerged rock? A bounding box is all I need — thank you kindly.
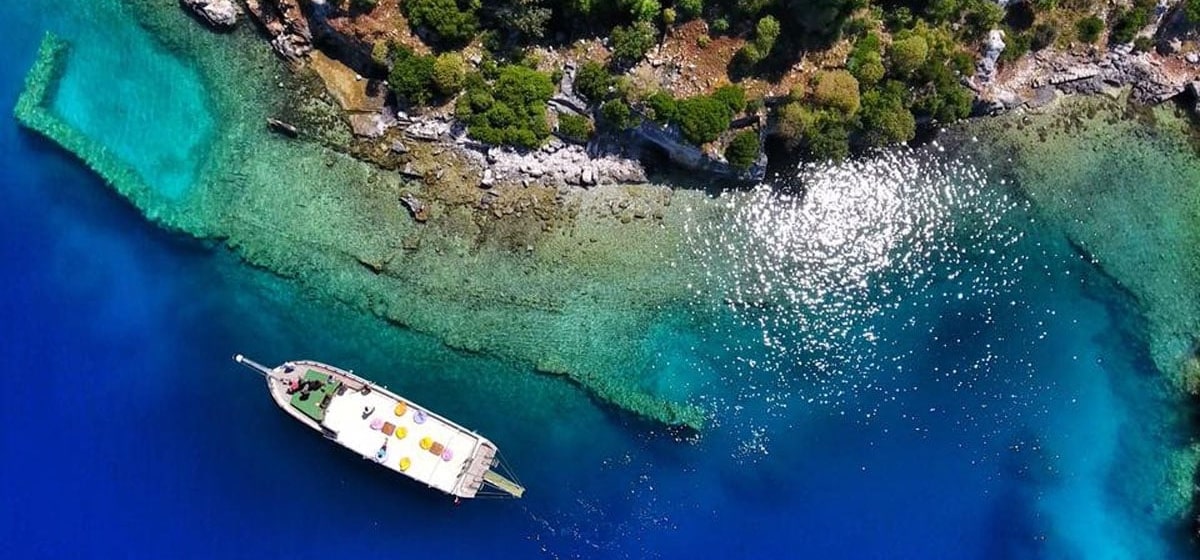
[182,0,240,30]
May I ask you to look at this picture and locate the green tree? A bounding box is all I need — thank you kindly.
[1188,0,1200,23]
[859,88,915,146]
[848,33,885,86]
[573,61,613,102]
[806,114,850,161]
[675,95,733,144]
[725,130,760,169]
[458,65,555,148]
[888,35,929,77]
[389,46,436,106]
[495,0,552,39]
[811,70,861,115]
[774,102,818,149]
[432,53,466,96]
[611,21,658,67]
[623,0,662,20]
[402,0,480,48]
[779,0,859,46]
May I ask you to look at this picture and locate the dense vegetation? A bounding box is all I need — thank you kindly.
[366,0,1176,159]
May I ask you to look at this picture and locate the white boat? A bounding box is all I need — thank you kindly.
[234,355,524,499]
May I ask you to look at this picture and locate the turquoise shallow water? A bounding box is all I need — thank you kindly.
[43,1,215,200]
[1,2,1196,558]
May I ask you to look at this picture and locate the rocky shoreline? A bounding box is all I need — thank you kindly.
[973,3,1200,114]
[223,0,1200,199]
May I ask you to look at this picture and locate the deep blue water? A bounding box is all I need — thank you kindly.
[0,3,1191,559]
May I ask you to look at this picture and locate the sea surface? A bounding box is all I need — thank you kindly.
[0,2,1195,559]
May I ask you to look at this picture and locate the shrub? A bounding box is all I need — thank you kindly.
[697,35,711,48]
[402,0,480,48]
[736,0,771,16]
[1110,0,1155,44]
[389,46,436,106]
[811,70,861,116]
[734,45,762,71]
[713,84,746,114]
[645,91,678,123]
[1133,36,1154,53]
[557,113,593,143]
[677,0,702,20]
[1075,15,1103,44]
[574,61,613,102]
[1030,22,1057,51]
[1189,0,1200,23]
[371,41,390,66]
[754,15,781,54]
[625,0,662,21]
[662,7,677,25]
[711,18,730,34]
[999,31,1030,64]
[611,21,657,67]
[725,130,760,169]
[432,53,466,96]
[602,99,638,129]
[888,35,929,77]
[675,95,733,145]
[962,0,1004,40]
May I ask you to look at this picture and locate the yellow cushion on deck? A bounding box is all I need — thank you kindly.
[419,436,433,450]
[394,426,408,439]
[399,457,411,471]
[394,402,408,417]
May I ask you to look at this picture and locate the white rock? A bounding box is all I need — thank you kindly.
[183,0,240,29]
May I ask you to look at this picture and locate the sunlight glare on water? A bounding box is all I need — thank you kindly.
[681,145,1050,439]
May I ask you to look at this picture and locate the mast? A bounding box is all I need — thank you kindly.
[233,354,274,377]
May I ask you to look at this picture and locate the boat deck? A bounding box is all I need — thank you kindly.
[266,361,488,497]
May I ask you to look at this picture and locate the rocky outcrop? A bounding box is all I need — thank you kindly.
[977,47,1197,113]
[243,0,313,64]
[467,140,647,189]
[976,29,1005,85]
[182,0,240,30]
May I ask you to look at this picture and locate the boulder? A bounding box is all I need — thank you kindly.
[182,0,240,30]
